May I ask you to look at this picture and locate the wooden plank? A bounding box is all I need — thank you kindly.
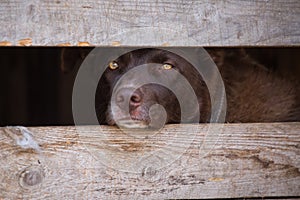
[0,0,299,46]
[0,123,299,199]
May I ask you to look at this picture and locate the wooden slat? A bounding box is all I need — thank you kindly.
[0,123,299,199]
[0,0,299,46]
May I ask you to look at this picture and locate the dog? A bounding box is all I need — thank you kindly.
[61,48,300,127]
[95,48,212,128]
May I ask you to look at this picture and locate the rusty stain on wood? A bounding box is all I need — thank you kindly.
[0,41,12,46]
[111,41,121,46]
[162,42,170,46]
[77,41,90,46]
[209,177,224,182]
[56,43,71,46]
[17,38,32,46]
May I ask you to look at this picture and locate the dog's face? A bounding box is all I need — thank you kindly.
[95,48,211,128]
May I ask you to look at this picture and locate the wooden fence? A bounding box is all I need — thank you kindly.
[0,0,299,199]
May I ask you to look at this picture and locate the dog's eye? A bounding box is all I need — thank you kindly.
[109,61,119,70]
[162,63,173,70]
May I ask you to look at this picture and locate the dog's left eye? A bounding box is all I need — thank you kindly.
[162,63,173,70]
[108,61,119,70]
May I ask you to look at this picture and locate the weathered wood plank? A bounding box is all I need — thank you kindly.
[0,0,299,46]
[0,123,299,199]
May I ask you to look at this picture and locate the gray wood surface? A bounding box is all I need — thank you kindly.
[0,0,299,46]
[0,123,299,199]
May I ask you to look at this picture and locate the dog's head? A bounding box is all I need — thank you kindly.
[95,48,211,128]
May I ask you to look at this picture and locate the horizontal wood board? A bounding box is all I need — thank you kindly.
[0,0,300,46]
[0,123,299,199]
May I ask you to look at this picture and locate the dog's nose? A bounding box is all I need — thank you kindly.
[116,88,142,109]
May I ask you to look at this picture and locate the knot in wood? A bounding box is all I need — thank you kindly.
[142,166,161,182]
[19,166,44,188]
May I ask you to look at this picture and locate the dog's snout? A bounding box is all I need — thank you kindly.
[116,88,142,109]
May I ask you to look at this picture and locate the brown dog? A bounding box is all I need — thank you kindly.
[61,48,300,125]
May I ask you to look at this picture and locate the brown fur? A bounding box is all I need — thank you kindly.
[208,49,300,122]
[61,48,300,124]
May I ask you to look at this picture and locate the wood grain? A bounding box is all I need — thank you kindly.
[0,123,299,199]
[0,0,299,46]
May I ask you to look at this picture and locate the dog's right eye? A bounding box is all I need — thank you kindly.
[108,61,119,70]
[162,63,173,70]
